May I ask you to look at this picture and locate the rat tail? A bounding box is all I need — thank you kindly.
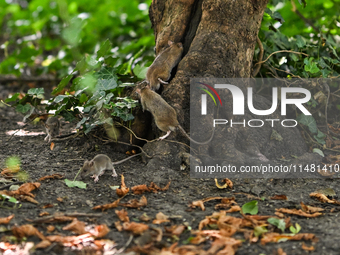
[113,153,142,165]
[178,125,214,145]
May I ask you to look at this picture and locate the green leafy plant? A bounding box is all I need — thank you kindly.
[267,217,286,232]
[289,223,301,234]
[65,179,87,189]
[241,200,259,215]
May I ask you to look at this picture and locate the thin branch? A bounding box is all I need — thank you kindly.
[252,35,264,77]
[254,50,308,67]
[291,0,320,33]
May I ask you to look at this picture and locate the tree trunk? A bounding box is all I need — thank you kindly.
[142,0,321,172]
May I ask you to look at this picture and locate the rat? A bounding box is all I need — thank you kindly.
[136,87,214,144]
[80,153,141,182]
[43,116,60,143]
[146,40,183,91]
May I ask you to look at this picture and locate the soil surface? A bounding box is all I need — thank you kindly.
[0,103,340,255]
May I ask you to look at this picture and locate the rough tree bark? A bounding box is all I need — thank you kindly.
[138,0,321,172]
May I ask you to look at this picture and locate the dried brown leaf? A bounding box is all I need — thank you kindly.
[0,214,14,224]
[92,198,121,211]
[115,221,123,231]
[38,174,64,181]
[91,224,110,238]
[12,224,45,240]
[39,212,50,217]
[270,195,287,200]
[116,174,129,197]
[302,242,315,251]
[50,142,55,150]
[13,182,41,197]
[310,192,340,204]
[115,209,129,222]
[148,181,171,192]
[119,195,147,208]
[261,233,318,245]
[153,212,170,224]
[42,204,53,209]
[191,200,205,211]
[277,248,287,255]
[276,208,322,218]
[215,178,233,189]
[123,222,149,235]
[131,184,149,195]
[300,202,324,213]
[46,225,55,232]
[35,240,51,249]
[62,218,86,235]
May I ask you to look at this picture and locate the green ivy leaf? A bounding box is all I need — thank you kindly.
[16,104,31,113]
[5,93,20,103]
[53,75,73,95]
[268,217,286,232]
[296,114,318,134]
[313,130,326,144]
[296,36,306,48]
[241,200,258,215]
[254,226,268,237]
[97,39,112,59]
[28,88,44,96]
[133,64,148,79]
[65,179,87,189]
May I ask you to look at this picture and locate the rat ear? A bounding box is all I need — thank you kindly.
[90,161,94,167]
[136,88,141,95]
[168,40,174,46]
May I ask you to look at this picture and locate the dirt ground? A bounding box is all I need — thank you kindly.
[1,101,340,255]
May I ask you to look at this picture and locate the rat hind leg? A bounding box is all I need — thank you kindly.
[109,165,118,177]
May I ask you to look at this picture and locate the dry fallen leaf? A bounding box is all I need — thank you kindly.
[42,204,54,209]
[50,142,55,150]
[116,174,129,197]
[310,192,340,204]
[215,178,233,189]
[165,225,186,237]
[131,184,149,195]
[270,195,287,200]
[191,200,205,211]
[153,212,170,224]
[38,174,64,181]
[276,208,322,218]
[115,209,129,222]
[12,224,45,240]
[119,196,147,208]
[190,197,226,211]
[35,240,52,249]
[39,212,50,217]
[302,242,315,251]
[62,218,86,235]
[13,182,41,197]
[277,248,287,255]
[123,222,149,235]
[90,224,110,238]
[0,214,14,224]
[261,233,318,245]
[115,221,123,231]
[300,202,324,213]
[148,181,171,192]
[1,165,20,176]
[92,198,121,211]
[46,225,55,232]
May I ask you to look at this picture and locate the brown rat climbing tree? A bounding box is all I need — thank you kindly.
[141,0,321,171]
